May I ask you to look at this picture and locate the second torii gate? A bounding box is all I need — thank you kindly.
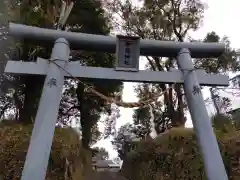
[5,23,229,180]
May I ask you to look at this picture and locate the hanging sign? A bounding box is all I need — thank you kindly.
[115,35,140,71]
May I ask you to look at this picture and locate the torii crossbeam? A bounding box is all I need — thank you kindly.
[5,23,229,180]
[5,58,228,86]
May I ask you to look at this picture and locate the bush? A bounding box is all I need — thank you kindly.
[0,120,91,180]
[212,113,233,131]
[121,127,240,180]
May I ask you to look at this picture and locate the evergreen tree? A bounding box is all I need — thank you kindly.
[0,0,123,149]
[107,0,239,142]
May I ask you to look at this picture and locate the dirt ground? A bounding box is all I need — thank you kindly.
[85,172,128,180]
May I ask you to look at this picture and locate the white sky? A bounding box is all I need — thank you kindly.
[94,0,240,159]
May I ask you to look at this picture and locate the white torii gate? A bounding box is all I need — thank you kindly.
[4,23,229,180]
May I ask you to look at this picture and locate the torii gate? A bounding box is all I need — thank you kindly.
[5,23,229,180]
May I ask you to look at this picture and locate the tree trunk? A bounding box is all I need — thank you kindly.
[76,82,93,149]
[168,86,175,121]
[173,84,185,126]
[80,113,92,149]
[210,88,220,115]
[19,75,44,124]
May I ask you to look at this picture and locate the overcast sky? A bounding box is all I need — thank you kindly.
[94,0,240,159]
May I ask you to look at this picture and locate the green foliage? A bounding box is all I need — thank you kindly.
[121,127,240,180]
[106,0,239,140]
[0,120,92,180]
[68,0,110,34]
[0,0,123,149]
[212,114,233,132]
[195,32,239,73]
[112,123,145,159]
[92,147,109,160]
[105,0,204,135]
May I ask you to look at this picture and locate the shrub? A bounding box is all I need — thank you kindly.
[121,127,240,180]
[0,120,91,180]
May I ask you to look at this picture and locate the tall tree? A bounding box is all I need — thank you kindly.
[196,32,239,115]
[0,0,26,120]
[105,0,239,138]
[58,0,123,148]
[7,0,63,123]
[104,0,204,135]
[1,0,123,149]
[112,123,143,159]
[92,147,109,160]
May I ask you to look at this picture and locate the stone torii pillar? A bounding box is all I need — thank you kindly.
[20,38,70,180]
[177,48,228,180]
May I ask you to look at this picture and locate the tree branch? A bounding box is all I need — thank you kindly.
[64,105,80,115]
[170,0,183,42]
[146,56,157,71]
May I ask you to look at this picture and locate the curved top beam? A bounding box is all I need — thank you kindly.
[9,23,225,58]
